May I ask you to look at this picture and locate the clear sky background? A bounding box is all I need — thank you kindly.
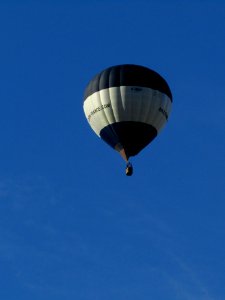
[0,1,224,299]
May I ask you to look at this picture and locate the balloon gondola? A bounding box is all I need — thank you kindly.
[83,64,172,176]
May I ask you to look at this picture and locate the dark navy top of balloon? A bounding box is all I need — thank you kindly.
[84,64,172,101]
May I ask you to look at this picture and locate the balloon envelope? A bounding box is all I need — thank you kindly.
[83,64,172,160]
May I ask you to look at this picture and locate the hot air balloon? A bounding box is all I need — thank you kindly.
[83,64,172,176]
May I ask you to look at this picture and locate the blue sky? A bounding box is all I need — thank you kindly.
[0,1,225,299]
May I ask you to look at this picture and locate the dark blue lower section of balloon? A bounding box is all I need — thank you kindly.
[99,122,157,158]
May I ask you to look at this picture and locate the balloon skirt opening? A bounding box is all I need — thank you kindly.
[99,121,157,158]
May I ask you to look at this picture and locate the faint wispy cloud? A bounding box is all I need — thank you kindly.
[165,255,215,300]
[114,200,217,300]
